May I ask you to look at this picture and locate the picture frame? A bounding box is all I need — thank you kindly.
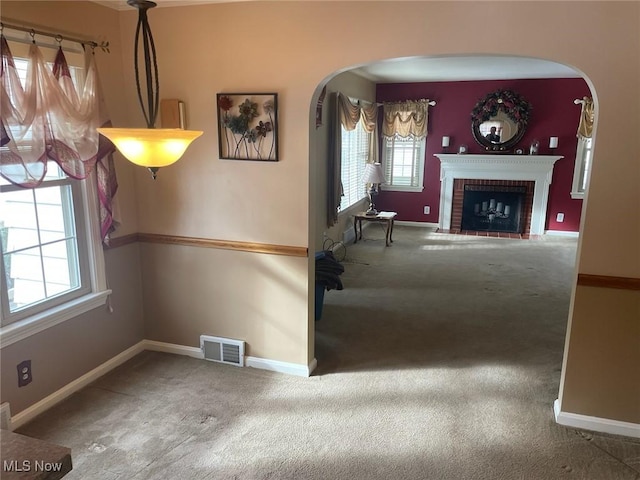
[217,93,278,161]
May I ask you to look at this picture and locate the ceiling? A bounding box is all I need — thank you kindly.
[350,55,580,83]
[93,2,580,83]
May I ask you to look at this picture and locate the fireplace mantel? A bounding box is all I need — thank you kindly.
[434,154,563,235]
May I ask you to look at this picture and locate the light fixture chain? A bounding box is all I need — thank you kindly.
[142,12,159,128]
[133,7,159,129]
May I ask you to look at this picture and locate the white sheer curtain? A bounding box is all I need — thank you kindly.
[0,34,118,243]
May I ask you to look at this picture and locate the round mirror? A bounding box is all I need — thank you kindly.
[471,90,531,151]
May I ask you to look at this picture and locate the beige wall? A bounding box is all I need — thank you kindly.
[1,1,638,424]
[0,1,143,415]
[140,243,308,363]
[123,0,640,424]
[0,244,145,414]
[560,286,640,423]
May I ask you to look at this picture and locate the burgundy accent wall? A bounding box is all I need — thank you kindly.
[376,78,590,232]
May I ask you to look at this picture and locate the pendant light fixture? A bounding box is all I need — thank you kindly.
[97,0,202,179]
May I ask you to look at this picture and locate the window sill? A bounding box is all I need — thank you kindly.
[381,185,424,193]
[338,199,368,217]
[0,290,112,349]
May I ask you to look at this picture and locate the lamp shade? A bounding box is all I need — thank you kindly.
[97,128,203,168]
[361,162,386,184]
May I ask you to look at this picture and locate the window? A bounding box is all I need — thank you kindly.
[571,136,593,199]
[382,135,426,192]
[1,167,92,322]
[0,37,109,344]
[0,163,109,339]
[340,120,370,211]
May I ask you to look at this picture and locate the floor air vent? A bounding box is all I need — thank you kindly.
[200,335,245,367]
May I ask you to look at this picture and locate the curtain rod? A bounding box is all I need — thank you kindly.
[0,21,109,52]
[349,96,437,108]
[347,96,380,107]
[382,98,437,107]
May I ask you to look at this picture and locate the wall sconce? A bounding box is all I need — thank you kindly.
[361,162,386,215]
[442,136,450,151]
[549,136,559,149]
[97,0,203,179]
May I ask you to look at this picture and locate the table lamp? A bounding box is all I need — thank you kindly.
[361,162,386,215]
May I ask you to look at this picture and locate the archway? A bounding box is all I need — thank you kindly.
[308,55,595,376]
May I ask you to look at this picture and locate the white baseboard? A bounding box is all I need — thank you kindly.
[246,356,316,377]
[342,226,357,244]
[142,339,204,359]
[144,340,315,377]
[10,341,146,430]
[394,221,438,228]
[554,399,640,438]
[545,230,579,237]
[1,402,11,430]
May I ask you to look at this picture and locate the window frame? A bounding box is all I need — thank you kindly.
[0,175,92,323]
[0,171,110,348]
[380,134,426,193]
[570,136,593,200]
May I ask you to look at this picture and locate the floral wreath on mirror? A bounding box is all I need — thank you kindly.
[470,89,532,151]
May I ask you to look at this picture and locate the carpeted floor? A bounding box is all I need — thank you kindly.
[15,226,640,479]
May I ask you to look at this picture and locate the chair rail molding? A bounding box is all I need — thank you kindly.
[434,154,563,235]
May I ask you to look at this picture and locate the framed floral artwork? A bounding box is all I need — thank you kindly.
[217,93,278,161]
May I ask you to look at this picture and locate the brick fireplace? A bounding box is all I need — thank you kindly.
[453,179,535,234]
[434,154,562,236]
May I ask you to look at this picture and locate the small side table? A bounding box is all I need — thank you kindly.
[353,211,397,246]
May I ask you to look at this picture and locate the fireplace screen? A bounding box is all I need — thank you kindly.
[461,185,526,233]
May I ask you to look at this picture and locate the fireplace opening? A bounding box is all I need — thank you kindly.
[461,185,526,233]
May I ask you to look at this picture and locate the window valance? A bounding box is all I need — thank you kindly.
[0,34,118,243]
[0,36,112,185]
[576,96,594,139]
[382,99,431,139]
[337,93,377,133]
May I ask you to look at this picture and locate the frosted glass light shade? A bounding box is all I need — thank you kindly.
[97,128,203,168]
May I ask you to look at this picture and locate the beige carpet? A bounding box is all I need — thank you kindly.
[15,226,640,479]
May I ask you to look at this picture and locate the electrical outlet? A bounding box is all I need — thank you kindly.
[17,360,32,387]
[423,206,430,215]
[556,213,565,222]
